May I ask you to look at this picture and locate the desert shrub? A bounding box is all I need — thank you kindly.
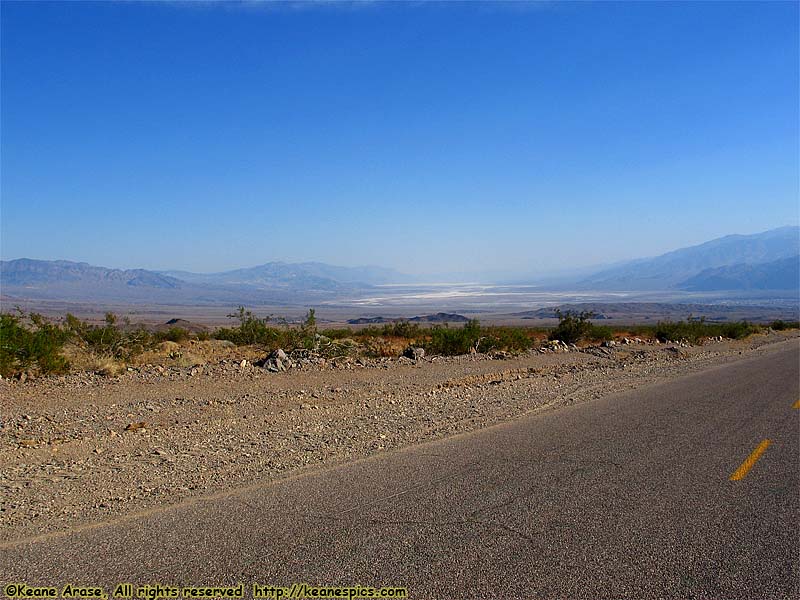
[88,355,125,376]
[356,326,382,338]
[320,328,354,340]
[548,310,614,344]
[424,319,482,356]
[654,318,759,343]
[625,324,658,338]
[388,321,423,339]
[655,320,693,342]
[319,337,360,358]
[0,312,71,377]
[65,312,153,359]
[548,310,597,344]
[359,321,424,339]
[298,309,318,350]
[195,331,211,341]
[213,307,321,351]
[718,321,760,339]
[361,336,407,358]
[770,320,800,331]
[155,327,190,343]
[587,324,614,342]
[213,307,282,347]
[477,326,535,353]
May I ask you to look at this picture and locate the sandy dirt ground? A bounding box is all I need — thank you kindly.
[1,331,797,544]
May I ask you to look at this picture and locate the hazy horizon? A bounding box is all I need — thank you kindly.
[2,225,797,284]
[2,1,798,276]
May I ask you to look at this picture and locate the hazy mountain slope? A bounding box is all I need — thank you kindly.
[679,256,800,291]
[1,259,182,288]
[3,227,798,305]
[580,226,799,290]
[161,262,411,287]
[0,259,356,305]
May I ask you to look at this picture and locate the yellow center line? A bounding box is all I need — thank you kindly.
[730,439,771,481]
[793,399,800,409]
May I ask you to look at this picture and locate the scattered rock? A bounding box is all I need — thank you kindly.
[403,347,426,360]
[124,422,148,432]
[255,349,295,373]
[542,340,570,352]
[1,329,794,544]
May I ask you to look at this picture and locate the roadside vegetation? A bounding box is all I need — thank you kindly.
[65,312,153,359]
[0,311,71,377]
[548,310,613,344]
[651,317,760,343]
[769,319,800,331]
[213,307,320,351]
[0,306,795,379]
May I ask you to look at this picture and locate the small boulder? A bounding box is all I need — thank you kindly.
[403,346,425,360]
[124,421,148,432]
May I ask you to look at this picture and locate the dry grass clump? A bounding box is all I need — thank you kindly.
[90,356,125,376]
[362,336,409,358]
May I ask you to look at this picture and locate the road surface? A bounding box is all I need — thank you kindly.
[2,341,798,599]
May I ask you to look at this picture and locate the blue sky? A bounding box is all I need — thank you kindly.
[1,0,798,276]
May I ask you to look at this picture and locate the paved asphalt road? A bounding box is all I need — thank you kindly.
[3,341,799,599]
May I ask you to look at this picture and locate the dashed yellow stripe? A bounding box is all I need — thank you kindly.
[730,439,771,481]
[792,399,800,409]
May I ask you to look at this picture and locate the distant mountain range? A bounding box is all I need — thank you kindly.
[680,256,799,292]
[1,226,798,305]
[577,226,799,291]
[0,258,412,305]
[0,259,369,305]
[160,262,412,288]
[2,259,183,289]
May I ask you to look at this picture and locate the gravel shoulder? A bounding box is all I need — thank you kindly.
[1,331,797,543]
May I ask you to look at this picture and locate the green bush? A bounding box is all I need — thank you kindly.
[359,321,424,339]
[0,312,71,377]
[299,309,318,350]
[548,310,596,344]
[213,307,282,347]
[155,327,190,343]
[424,319,482,356]
[66,312,153,359]
[477,326,535,353]
[587,324,614,342]
[654,318,759,343]
[320,328,355,340]
[213,306,320,351]
[770,320,800,331]
[389,321,423,339]
[719,321,760,340]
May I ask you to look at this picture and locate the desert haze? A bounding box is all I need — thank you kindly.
[2,226,798,319]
